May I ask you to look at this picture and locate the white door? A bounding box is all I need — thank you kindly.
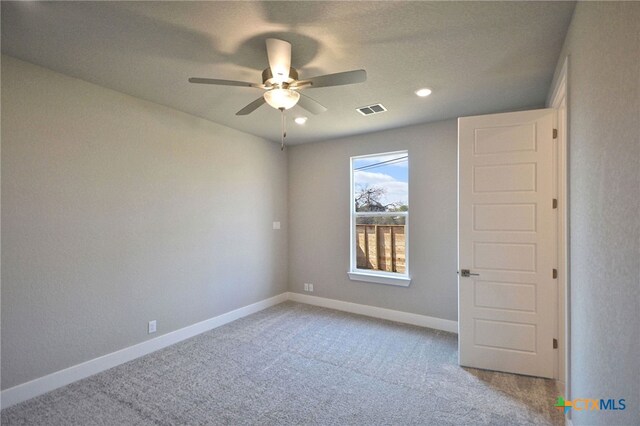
[458,109,556,378]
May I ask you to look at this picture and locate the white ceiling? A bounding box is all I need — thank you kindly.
[1,1,575,145]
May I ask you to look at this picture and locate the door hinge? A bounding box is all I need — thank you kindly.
[553,338,558,349]
[553,269,558,279]
[553,198,558,209]
[553,128,558,139]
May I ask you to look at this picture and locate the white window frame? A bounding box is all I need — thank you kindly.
[348,151,411,287]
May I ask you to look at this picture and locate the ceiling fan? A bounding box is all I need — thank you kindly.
[188,38,367,117]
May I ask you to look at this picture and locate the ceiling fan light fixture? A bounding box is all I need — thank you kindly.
[264,88,300,110]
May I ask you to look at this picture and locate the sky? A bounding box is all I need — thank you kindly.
[353,153,408,207]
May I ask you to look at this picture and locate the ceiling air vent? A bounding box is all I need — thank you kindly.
[357,103,387,116]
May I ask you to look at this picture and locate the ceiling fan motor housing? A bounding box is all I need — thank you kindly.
[262,67,299,86]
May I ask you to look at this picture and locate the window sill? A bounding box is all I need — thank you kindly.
[347,271,411,287]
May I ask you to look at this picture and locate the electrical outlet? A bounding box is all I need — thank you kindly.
[308,283,314,292]
[148,320,157,334]
[273,221,281,230]
[304,283,309,291]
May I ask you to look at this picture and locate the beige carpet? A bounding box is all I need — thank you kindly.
[1,301,563,425]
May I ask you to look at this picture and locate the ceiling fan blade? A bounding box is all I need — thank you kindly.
[297,93,328,115]
[300,69,367,89]
[188,77,259,88]
[236,96,266,116]
[266,38,291,83]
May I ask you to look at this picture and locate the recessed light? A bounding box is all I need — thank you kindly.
[294,116,308,125]
[415,88,432,97]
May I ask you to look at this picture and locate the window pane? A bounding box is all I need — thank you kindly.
[353,153,408,213]
[355,216,406,274]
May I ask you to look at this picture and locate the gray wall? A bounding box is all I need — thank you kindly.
[288,120,458,321]
[549,3,639,424]
[1,56,288,390]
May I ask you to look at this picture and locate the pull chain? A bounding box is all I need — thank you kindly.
[279,107,286,151]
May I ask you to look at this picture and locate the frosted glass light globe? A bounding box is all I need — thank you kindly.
[264,89,300,110]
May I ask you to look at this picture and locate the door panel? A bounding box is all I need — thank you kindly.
[474,281,536,312]
[458,109,556,378]
[474,203,536,231]
[474,319,537,353]
[473,163,537,192]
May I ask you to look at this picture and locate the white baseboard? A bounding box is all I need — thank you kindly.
[2,291,457,409]
[1,292,288,409]
[287,292,458,334]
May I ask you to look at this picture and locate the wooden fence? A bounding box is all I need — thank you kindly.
[356,225,406,273]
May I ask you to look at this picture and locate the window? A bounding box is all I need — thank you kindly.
[349,151,410,286]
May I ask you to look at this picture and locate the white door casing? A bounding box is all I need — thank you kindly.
[458,109,557,379]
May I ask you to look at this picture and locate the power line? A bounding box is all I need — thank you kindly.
[354,156,407,171]
[354,155,408,171]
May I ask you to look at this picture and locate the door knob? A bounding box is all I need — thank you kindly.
[459,269,479,277]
